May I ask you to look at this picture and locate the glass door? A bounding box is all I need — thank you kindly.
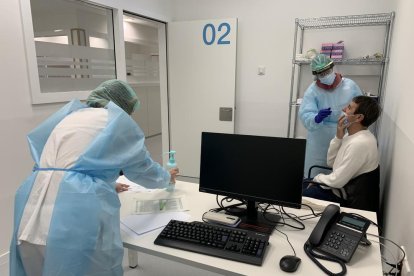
[123,13,164,165]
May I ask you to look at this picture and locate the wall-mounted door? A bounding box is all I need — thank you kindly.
[168,18,237,178]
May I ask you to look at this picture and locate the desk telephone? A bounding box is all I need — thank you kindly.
[304,204,371,275]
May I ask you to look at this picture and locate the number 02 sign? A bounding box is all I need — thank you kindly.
[202,22,231,45]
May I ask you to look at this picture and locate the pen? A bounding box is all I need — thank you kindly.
[159,200,167,211]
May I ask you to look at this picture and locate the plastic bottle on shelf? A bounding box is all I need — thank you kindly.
[165,150,177,192]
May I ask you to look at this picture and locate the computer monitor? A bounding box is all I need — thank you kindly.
[199,132,306,233]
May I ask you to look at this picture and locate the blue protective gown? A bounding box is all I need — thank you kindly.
[10,100,170,276]
[299,78,362,177]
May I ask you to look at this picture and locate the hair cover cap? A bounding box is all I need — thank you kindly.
[86,79,140,114]
[311,54,334,75]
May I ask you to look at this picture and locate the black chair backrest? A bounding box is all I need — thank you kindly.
[342,166,380,212]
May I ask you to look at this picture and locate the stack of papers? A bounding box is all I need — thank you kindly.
[121,212,190,237]
[118,175,191,237]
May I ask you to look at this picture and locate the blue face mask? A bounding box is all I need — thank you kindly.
[319,71,336,85]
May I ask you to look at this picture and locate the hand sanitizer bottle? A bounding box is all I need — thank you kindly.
[166,150,177,192]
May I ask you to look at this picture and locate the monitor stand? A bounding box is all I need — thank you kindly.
[226,200,280,234]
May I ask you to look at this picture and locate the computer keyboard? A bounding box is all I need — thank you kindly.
[154,220,270,265]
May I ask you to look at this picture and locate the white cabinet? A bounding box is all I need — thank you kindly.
[288,13,394,138]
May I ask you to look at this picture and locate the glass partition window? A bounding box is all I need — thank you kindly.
[123,14,160,84]
[29,0,116,98]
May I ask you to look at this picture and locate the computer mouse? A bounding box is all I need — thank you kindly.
[279,255,301,273]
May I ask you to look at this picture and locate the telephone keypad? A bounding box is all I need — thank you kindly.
[320,225,364,263]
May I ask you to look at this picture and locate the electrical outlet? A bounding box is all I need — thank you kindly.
[401,246,412,276]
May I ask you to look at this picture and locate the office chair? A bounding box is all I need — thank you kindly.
[303,165,380,213]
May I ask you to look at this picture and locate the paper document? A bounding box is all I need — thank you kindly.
[117,175,163,193]
[121,211,190,236]
[117,175,148,192]
[133,196,188,214]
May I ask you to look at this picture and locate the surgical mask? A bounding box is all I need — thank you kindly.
[342,111,355,127]
[342,112,349,125]
[319,71,336,85]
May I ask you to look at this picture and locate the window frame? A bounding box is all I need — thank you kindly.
[19,0,127,104]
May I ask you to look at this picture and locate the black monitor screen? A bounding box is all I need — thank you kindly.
[199,132,306,210]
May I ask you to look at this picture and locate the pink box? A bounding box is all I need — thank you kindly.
[321,43,333,50]
[331,54,343,60]
[331,49,343,55]
[333,43,344,50]
[320,50,331,57]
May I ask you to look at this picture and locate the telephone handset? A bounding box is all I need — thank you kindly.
[306,204,371,263]
[309,204,340,246]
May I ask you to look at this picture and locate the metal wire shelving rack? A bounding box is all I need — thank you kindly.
[296,13,394,29]
[287,12,395,138]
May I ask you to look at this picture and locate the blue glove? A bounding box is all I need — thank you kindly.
[314,108,332,124]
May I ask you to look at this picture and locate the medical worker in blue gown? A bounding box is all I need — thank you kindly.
[10,80,179,276]
[299,54,362,178]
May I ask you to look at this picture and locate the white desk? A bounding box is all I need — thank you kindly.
[119,181,382,275]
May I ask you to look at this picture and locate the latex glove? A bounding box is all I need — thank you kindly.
[314,108,332,124]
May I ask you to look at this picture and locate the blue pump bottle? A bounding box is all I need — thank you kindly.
[165,150,177,191]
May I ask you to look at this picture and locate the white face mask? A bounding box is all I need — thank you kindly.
[342,112,349,125]
[319,71,336,85]
[342,111,355,127]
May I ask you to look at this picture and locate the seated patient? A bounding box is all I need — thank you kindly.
[302,95,381,203]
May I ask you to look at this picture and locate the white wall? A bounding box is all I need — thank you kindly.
[2,0,414,272]
[378,0,414,269]
[0,0,65,257]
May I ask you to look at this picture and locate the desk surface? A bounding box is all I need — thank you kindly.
[119,181,382,276]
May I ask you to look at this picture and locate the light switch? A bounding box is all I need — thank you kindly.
[258,66,266,76]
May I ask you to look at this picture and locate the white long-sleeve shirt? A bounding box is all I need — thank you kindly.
[313,129,379,196]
